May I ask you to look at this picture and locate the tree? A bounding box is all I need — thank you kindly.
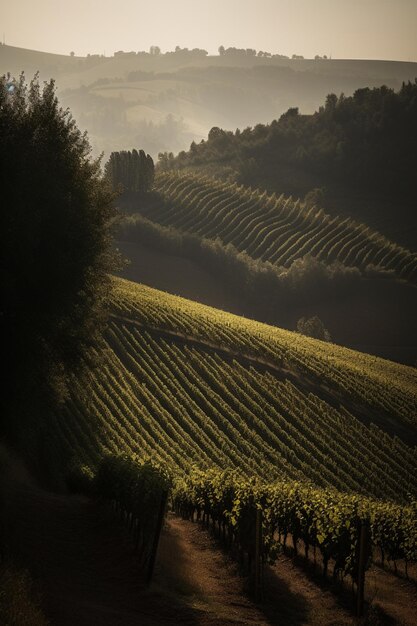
[0,73,119,433]
[325,93,338,111]
[105,149,154,193]
[70,51,75,57]
[304,187,326,208]
[158,151,175,171]
[208,126,225,141]
[296,316,331,342]
[218,45,225,56]
[279,107,299,121]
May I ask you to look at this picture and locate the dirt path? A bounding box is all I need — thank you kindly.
[158,516,417,626]
[4,472,416,626]
[366,565,417,626]
[159,516,358,626]
[4,482,270,625]
[265,543,417,626]
[156,514,270,625]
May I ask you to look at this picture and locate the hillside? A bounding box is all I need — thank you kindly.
[166,83,417,249]
[3,44,417,81]
[143,173,417,281]
[7,447,406,626]
[35,277,417,503]
[2,44,417,159]
[117,172,417,364]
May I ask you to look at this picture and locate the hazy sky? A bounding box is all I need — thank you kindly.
[1,0,417,61]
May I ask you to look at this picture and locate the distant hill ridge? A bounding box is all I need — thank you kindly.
[2,43,417,163]
[2,43,417,75]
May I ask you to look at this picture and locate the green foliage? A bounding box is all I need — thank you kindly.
[174,469,417,578]
[297,316,331,342]
[95,454,171,543]
[34,279,417,582]
[130,171,417,284]
[105,149,154,194]
[45,278,417,506]
[172,82,417,204]
[0,73,118,431]
[119,212,370,325]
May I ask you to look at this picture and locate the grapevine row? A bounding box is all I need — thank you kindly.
[173,469,417,579]
[44,279,417,507]
[142,172,417,282]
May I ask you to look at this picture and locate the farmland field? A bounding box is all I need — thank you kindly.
[44,277,417,504]
[144,173,417,282]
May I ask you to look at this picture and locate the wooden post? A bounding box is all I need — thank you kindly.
[146,490,168,585]
[255,508,263,603]
[356,521,368,617]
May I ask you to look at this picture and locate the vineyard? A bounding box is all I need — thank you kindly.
[173,469,417,581]
[134,172,417,283]
[45,278,417,502]
[37,276,416,616]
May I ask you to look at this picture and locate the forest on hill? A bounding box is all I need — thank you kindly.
[164,82,417,249]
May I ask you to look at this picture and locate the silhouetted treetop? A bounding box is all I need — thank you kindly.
[105,149,154,194]
[0,73,119,431]
[172,81,417,203]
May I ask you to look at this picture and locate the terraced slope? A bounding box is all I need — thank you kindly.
[139,173,417,282]
[47,278,417,503]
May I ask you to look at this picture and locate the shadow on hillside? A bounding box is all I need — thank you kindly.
[159,515,309,626]
[250,568,310,626]
[270,547,401,626]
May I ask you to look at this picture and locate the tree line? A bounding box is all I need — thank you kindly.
[105,149,154,195]
[166,82,417,206]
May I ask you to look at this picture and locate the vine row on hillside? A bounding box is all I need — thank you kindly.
[142,172,417,282]
[47,283,417,504]
[110,280,417,434]
[173,469,417,579]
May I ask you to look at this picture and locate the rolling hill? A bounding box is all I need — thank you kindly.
[117,172,417,365]
[2,44,417,159]
[38,277,417,504]
[164,82,417,250]
[144,173,417,281]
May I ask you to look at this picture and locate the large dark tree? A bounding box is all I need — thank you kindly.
[0,73,118,433]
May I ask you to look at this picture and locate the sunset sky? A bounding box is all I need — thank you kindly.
[1,0,417,61]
